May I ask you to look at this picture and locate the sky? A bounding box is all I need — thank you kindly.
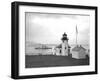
[25,12,90,45]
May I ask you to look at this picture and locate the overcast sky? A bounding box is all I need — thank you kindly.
[25,12,90,45]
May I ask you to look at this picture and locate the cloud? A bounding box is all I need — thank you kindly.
[26,13,90,44]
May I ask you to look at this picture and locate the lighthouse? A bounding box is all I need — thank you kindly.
[61,32,69,56]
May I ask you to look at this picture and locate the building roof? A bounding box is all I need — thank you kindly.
[61,32,69,41]
[72,45,86,51]
[61,37,69,41]
[63,32,67,36]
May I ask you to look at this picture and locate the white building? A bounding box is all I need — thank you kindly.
[72,45,87,59]
[53,33,71,56]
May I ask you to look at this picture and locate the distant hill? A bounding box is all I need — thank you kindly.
[26,41,43,47]
[25,41,53,49]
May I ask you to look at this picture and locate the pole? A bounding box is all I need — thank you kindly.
[76,25,78,46]
[76,32,77,45]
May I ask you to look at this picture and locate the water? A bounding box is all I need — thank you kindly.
[25,43,89,55]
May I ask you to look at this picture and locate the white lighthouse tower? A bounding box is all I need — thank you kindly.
[61,32,69,56]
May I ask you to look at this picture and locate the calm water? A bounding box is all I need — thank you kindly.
[25,43,89,55]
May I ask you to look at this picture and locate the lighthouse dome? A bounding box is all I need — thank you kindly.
[61,32,69,41]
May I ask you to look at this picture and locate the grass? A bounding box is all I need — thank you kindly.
[25,55,89,68]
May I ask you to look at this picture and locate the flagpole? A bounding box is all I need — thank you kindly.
[76,25,78,46]
[76,32,77,45]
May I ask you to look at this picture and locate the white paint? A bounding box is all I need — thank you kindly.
[72,51,79,59]
[72,49,87,59]
[62,40,68,56]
